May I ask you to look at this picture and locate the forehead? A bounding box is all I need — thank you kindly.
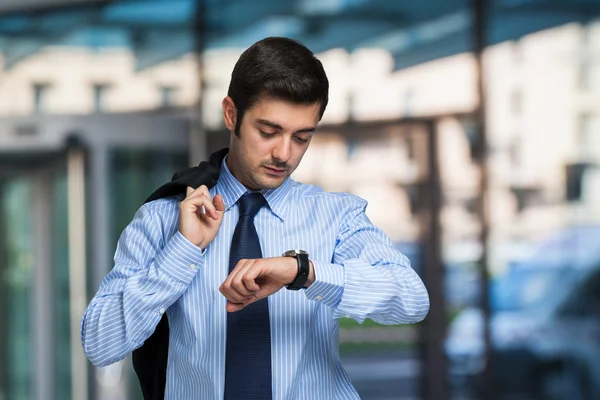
[245,97,321,127]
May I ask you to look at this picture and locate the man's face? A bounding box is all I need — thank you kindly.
[225,97,320,191]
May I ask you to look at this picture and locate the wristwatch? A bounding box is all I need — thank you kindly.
[282,250,310,290]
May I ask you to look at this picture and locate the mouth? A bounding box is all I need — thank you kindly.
[263,166,287,176]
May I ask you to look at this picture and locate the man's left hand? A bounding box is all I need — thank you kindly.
[219,257,304,312]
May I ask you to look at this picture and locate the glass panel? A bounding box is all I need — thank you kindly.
[109,147,189,244]
[51,173,71,400]
[0,179,34,400]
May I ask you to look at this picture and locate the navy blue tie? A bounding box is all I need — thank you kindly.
[224,193,272,400]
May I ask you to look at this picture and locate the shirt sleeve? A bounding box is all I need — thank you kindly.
[304,199,430,325]
[80,203,205,367]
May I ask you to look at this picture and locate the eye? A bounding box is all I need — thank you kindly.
[294,135,309,144]
[259,130,276,138]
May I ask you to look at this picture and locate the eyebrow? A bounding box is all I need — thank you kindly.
[256,119,316,134]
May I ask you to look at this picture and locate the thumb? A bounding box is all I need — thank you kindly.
[186,186,194,196]
[213,194,226,212]
[226,301,245,313]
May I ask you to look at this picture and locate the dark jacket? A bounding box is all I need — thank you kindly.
[133,148,229,400]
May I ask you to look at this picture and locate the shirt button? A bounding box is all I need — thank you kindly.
[189,264,197,270]
[159,308,165,314]
[315,295,323,301]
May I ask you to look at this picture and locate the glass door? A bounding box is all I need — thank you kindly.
[0,158,73,400]
[0,177,35,400]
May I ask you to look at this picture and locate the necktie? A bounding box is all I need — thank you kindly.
[224,192,272,399]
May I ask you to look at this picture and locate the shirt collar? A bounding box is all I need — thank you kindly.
[215,155,292,221]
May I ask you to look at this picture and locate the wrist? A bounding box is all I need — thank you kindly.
[284,257,298,284]
[178,229,203,248]
[304,261,315,288]
[282,250,310,290]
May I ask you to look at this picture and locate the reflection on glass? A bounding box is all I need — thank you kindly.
[51,174,71,400]
[1,179,33,400]
[491,267,569,312]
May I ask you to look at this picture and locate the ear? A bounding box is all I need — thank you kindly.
[222,96,237,132]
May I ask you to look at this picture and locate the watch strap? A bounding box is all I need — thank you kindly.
[284,250,309,290]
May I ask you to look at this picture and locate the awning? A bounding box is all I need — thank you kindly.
[0,0,598,69]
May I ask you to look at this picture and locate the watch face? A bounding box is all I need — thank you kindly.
[282,250,308,257]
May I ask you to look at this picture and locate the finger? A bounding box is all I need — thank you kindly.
[226,288,263,312]
[220,260,254,302]
[219,280,252,303]
[186,185,210,200]
[243,263,263,290]
[213,194,226,213]
[242,269,260,292]
[193,185,210,198]
[243,267,278,300]
[229,259,256,294]
[229,258,252,277]
[226,301,246,313]
[229,294,259,312]
[184,196,219,220]
[187,187,219,219]
[186,186,194,196]
[219,272,250,302]
[231,260,258,296]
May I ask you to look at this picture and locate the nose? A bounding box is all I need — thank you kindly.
[272,136,292,163]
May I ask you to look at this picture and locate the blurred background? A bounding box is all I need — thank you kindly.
[1,0,600,399]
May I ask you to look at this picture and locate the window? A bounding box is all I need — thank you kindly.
[509,136,520,166]
[33,83,50,113]
[403,88,414,117]
[510,88,522,116]
[512,40,523,64]
[159,86,177,108]
[579,24,593,91]
[491,267,568,312]
[93,84,110,113]
[1,179,35,400]
[579,58,591,91]
[559,269,600,317]
[577,112,598,161]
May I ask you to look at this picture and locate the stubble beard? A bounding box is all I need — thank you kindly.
[249,167,288,190]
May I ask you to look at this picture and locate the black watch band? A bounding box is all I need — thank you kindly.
[282,250,309,290]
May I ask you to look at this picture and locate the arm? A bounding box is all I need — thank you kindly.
[80,204,205,367]
[304,200,430,325]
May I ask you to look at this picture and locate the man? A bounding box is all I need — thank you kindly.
[81,37,429,399]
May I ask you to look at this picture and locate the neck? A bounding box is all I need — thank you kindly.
[226,154,260,191]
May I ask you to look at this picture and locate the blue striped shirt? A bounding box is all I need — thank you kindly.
[81,157,429,399]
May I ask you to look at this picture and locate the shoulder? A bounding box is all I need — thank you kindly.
[142,194,183,214]
[289,180,368,215]
[137,195,183,231]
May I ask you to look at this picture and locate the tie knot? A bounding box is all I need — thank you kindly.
[238,192,266,218]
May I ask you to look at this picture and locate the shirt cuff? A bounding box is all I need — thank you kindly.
[155,231,205,284]
[304,260,344,308]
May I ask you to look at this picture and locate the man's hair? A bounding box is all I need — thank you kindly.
[227,37,329,136]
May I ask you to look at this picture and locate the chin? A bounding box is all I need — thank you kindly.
[261,180,285,190]
[254,175,286,190]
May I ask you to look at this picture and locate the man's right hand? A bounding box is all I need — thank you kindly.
[179,185,226,249]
